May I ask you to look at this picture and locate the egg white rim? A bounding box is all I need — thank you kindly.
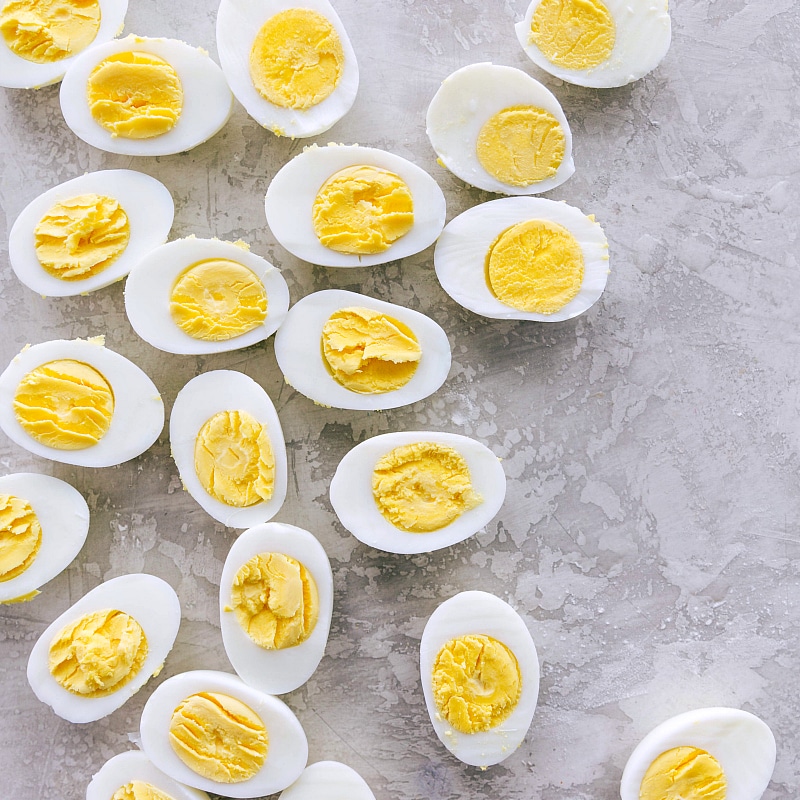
[279,761,376,800]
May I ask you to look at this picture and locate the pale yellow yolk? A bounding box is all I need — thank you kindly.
[169,691,269,783]
[228,552,319,650]
[312,165,415,255]
[486,218,584,314]
[432,634,521,734]
[48,608,148,697]
[194,410,275,507]
[34,194,130,281]
[372,442,483,533]
[0,0,100,63]
[249,7,344,109]
[321,306,421,394]
[111,782,176,800]
[87,51,183,139]
[530,0,616,70]
[640,747,727,800]
[0,494,41,582]
[14,359,115,450]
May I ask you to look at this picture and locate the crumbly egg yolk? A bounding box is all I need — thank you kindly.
[111,782,175,800]
[432,634,521,734]
[14,359,115,450]
[312,165,415,255]
[321,306,421,394]
[530,0,616,70]
[372,442,483,533]
[169,691,269,784]
[0,0,100,63]
[194,410,275,508]
[227,552,319,650]
[48,608,148,697]
[87,51,183,139]
[640,747,727,800]
[249,8,344,110]
[0,494,41,582]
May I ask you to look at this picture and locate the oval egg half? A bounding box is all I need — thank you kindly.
[279,761,376,800]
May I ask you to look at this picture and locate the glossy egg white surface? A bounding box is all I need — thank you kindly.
[434,196,609,321]
[139,669,308,798]
[26,573,181,723]
[420,591,540,767]
[279,761,376,800]
[265,144,446,267]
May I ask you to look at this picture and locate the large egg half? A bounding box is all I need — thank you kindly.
[279,761,376,800]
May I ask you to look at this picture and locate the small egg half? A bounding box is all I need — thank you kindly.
[279,762,376,800]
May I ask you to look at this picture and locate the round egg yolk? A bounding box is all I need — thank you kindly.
[111,782,174,800]
[432,634,521,734]
[321,306,421,394]
[639,746,727,800]
[249,7,344,110]
[194,410,275,508]
[477,105,565,187]
[13,359,115,450]
[372,442,483,533]
[228,552,319,650]
[0,494,41,582]
[312,165,415,255]
[169,259,268,342]
[485,218,584,314]
[169,691,269,783]
[48,608,148,697]
[87,51,183,139]
[0,0,101,64]
[529,0,616,70]
[34,193,131,281]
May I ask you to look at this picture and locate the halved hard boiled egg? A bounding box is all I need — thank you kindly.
[279,762,376,800]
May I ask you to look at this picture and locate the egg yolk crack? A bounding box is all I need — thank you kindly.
[0,494,41,582]
[640,746,727,800]
[111,781,175,800]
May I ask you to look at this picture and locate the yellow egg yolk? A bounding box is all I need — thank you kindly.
[87,51,183,139]
[372,442,483,533]
[0,0,100,63]
[640,747,727,800]
[169,691,269,783]
[48,608,148,697]
[228,552,319,650]
[249,8,344,109]
[0,494,41,582]
[530,0,616,70]
[111,782,175,800]
[34,194,130,281]
[14,359,115,450]
[312,165,415,255]
[321,306,421,394]
[432,634,521,734]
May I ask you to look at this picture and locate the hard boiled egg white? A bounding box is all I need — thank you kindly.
[279,762,376,800]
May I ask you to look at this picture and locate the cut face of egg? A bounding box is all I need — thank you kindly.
[0,337,164,467]
[0,473,89,604]
[124,238,289,355]
[279,761,376,800]
[420,591,540,767]
[217,0,358,138]
[26,573,181,723]
[330,431,506,554]
[426,63,574,195]
[9,169,173,297]
[220,522,333,695]
[170,370,287,528]
[265,143,446,267]
[435,196,609,321]
[515,0,671,88]
[140,669,308,798]
[59,34,233,155]
[620,708,776,800]
[274,290,451,411]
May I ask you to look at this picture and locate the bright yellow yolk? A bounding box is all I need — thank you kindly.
[169,259,268,341]
[321,306,421,394]
[486,218,584,314]
[249,7,344,109]
[312,165,415,255]
[87,51,183,139]
[432,634,521,734]
[111,782,176,800]
[228,552,319,650]
[14,359,115,450]
[0,494,41,582]
[640,747,727,800]
[372,442,483,533]
[48,608,148,697]
[530,0,616,70]
[0,0,100,63]
[169,692,269,784]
